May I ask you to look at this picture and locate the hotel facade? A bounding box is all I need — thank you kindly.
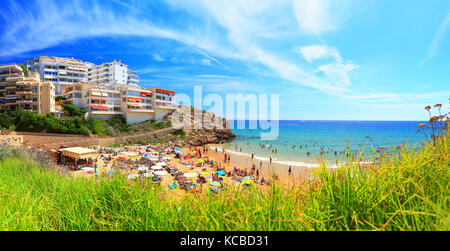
[0,64,55,114]
[62,84,177,124]
[26,56,89,95]
[27,57,140,95]
[87,60,139,86]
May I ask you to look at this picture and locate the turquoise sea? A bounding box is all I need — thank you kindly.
[221,120,428,166]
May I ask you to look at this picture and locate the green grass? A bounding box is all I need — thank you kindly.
[0,134,449,231]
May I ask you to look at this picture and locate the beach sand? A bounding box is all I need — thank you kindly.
[70,142,327,194]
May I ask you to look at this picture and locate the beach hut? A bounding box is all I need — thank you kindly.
[60,147,99,160]
[59,147,99,168]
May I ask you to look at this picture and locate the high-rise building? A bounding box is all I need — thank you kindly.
[26,57,141,94]
[0,64,55,114]
[87,60,140,86]
[26,56,89,95]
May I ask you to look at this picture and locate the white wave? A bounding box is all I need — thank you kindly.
[209,145,339,168]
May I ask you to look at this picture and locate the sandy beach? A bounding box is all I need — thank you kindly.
[69,141,323,195]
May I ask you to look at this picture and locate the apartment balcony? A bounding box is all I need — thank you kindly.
[127,108,155,113]
[16,99,34,104]
[16,90,33,95]
[90,110,124,115]
[1,73,22,78]
[156,103,178,110]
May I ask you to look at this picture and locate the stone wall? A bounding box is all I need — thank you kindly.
[8,127,174,150]
[0,134,24,148]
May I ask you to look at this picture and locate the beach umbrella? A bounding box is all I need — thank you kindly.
[142,173,154,178]
[151,166,163,170]
[210,181,221,187]
[143,156,150,159]
[81,167,95,172]
[197,159,205,163]
[215,170,226,176]
[175,148,181,151]
[243,176,251,180]
[153,170,168,176]
[183,172,197,178]
[200,172,210,176]
[169,183,178,189]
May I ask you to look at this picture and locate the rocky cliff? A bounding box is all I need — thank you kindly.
[166,106,236,146]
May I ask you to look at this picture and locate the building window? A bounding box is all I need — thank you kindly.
[32,86,38,93]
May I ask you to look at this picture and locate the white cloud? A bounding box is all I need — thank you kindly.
[293,0,336,34]
[318,62,359,88]
[298,45,343,63]
[417,12,450,68]
[153,53,166,62]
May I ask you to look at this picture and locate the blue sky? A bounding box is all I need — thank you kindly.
[0,0,449,120]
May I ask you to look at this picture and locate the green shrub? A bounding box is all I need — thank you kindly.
[62,104,87,117]
[170,129,185,137]
[19,64,28,77]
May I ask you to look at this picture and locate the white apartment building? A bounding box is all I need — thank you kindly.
[62,84,177,124]
[88,60,140,86]
[27,57,140,95]
[26,56,89,95]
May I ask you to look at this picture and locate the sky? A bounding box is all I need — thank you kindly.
[0,0,449,121]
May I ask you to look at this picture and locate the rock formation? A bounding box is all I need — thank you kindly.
[166,106,236,146]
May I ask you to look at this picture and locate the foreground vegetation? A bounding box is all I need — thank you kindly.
[0,129,448,231]
[0,110,171,136]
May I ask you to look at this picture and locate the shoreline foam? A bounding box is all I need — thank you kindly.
[209,145,340,169]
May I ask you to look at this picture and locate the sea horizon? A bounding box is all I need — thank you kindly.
[221,120,428,165]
